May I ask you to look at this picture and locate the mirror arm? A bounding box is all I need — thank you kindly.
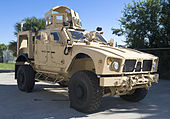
[64,39,72,55]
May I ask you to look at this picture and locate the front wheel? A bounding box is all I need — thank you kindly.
[68,71,103,113]
[17,65,35,92]
[120,88,148,102]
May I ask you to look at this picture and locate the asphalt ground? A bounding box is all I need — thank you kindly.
[0,73,170,119]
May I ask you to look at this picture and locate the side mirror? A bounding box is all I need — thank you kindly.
[109,38,114,47]
[67,39,72,45]
[64,39,72,55]
[63,22,69,26]
[96,27,102,31]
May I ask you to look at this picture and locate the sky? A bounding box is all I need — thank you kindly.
[0,0,134,45]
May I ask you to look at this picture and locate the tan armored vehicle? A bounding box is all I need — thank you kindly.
[15,6,159,113]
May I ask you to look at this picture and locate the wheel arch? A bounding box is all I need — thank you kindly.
[16,54,29,62]
[67,53,96,77]
[15,54,30,79]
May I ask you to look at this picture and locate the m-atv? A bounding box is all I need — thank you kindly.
[15,6,159,113]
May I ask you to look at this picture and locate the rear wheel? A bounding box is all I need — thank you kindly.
[120,88,148,102]
[68,71,103,113]
[17,65,35,92]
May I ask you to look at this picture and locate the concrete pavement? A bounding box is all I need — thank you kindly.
[0,73,170,119]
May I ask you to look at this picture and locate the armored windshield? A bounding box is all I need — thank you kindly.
[68,31,85,40]
[68,30,107,43]
[95,33,107,43]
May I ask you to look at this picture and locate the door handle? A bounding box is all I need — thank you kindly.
[41,50,50,53]
[51,51,55,54]
[42,50,46,53]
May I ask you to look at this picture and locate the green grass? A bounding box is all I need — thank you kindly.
[0,63,15,70]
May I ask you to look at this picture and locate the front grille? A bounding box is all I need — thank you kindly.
[135,62,141,72]
[123,60,136,72]
[142,60,152,71]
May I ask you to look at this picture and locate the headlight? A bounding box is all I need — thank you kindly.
[153,60,158,71]
[112,61,119,70]
[152,58,159,71]
[107,57,121,72]
[153,62,157,70]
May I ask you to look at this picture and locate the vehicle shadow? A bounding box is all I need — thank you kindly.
[0,80,169,119]
[98,81,170,119]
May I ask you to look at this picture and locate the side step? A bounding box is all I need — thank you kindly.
[35,72,64,84]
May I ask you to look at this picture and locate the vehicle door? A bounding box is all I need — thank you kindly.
[34,32,49,69]
[48,30,66,72]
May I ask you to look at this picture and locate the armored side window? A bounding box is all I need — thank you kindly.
[57,16,63,21]
[46,18,48,25]
[49,17,52,24]
[51,32,60,41]
[46,17,52,25]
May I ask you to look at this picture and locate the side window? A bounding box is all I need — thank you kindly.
[46,17,52,25]
[49,17,52,24]
[56,16,63,23]
[51,32,60,41]
[46,18,48,25]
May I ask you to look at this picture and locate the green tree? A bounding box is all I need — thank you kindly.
[0,44,7,50]
[160,0,170,45]
[12,17,46,57]
[112,0,170,48]
[0,44,7,62]
[14,17,46,35]
[8,41,17,57]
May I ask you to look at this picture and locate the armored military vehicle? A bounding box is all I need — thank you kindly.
[15,6,159,113]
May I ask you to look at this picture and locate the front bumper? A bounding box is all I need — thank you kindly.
[99,73,159,87]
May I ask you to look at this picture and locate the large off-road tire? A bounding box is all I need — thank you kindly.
[120,88,148,102]
[68,71,103,113]
[17,65,35,92]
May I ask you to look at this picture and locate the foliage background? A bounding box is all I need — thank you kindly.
[112,0,170,49]
[112,0,170,78]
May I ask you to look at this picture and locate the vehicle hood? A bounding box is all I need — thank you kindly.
[75,43,157,60]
